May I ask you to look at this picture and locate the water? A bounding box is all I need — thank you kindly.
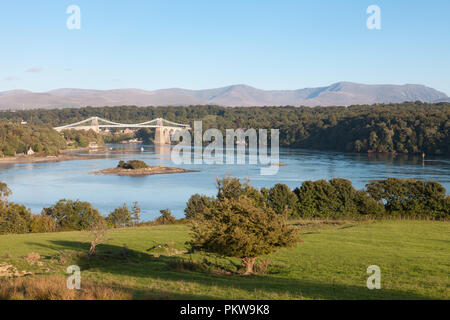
[0,144,449,220]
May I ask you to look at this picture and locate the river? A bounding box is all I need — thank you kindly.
[0,144,449,220]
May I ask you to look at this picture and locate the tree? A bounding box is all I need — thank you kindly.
[1,102,449,155]
[30,214,57,233]
[131,202,141,225]
[369,131,378,151]
[0,182,11,205]
[88,219,108,257]
[329,178,359,216]
[265,183,299,217]
[188,177,298,274]
[366,178,449,219]
[107,203,132,227]
[135,128,153,143]
[117,160,149,169]
[293,179,382,218]
[353,190,386,217]
[42,199,103,231]
[184,194,214,219]
[294,180,339,218]
[0,203,32,234]
[0,123,102,158]
[216,176,266,207]
[155,209,176,225]
[217,176,248,200]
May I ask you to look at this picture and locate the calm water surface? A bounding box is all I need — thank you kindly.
[0,144,449,220]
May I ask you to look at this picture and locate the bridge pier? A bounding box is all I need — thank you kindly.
[154,127,170,145]
[91,117,100,133]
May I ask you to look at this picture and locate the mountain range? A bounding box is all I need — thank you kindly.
[0,82,448,109]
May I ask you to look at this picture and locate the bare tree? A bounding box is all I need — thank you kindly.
[132,202,141,226]
[88,220,108,257]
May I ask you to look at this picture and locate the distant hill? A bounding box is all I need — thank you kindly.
[434,97,450,103]
[0,82,448,109]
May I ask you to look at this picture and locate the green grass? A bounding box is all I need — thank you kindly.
[0,220,449,300]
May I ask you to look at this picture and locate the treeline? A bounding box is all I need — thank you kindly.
[186,177,450,221]
[0,122,102,157]
[60,129,103,149]
[1,177,448,235]
[0,123,65,156]
[1,101,449,155]
[0,182,179,235]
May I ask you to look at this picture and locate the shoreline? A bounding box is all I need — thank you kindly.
[0,144,446,166]
[0,147,108,164]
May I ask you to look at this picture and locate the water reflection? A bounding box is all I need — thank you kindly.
[154,145,172,156]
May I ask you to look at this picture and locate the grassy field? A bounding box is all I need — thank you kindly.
[0,220,448,300]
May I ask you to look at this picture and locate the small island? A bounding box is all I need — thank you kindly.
[93,160,196,177]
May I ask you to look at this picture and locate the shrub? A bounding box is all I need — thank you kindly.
[155,209,176,225]
[188,177,298,274]
[117,160,149,170]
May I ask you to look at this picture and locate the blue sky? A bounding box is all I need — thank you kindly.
[1,0,449,94]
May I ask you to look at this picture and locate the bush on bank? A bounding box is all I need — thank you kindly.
[0,177,448,235]
[186,177,449,220]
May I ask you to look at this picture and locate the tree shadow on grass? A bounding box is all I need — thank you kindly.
[28,240,435,300]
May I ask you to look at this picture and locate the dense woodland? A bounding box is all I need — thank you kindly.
[0,123,102,157]
[0,123,65,156]
[1,101,449,155]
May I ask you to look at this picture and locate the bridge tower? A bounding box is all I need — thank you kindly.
[91,117,100,133]
[154,118,170,145]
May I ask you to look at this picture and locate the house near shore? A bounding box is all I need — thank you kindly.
[26,147,35,156]
[89,142,99,149]
[123,128,136,134]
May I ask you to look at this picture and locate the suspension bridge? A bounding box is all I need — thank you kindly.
[54,117,191,145]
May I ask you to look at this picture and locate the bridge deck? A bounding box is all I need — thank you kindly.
[54,117,191,131]
[53,117,191,145]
